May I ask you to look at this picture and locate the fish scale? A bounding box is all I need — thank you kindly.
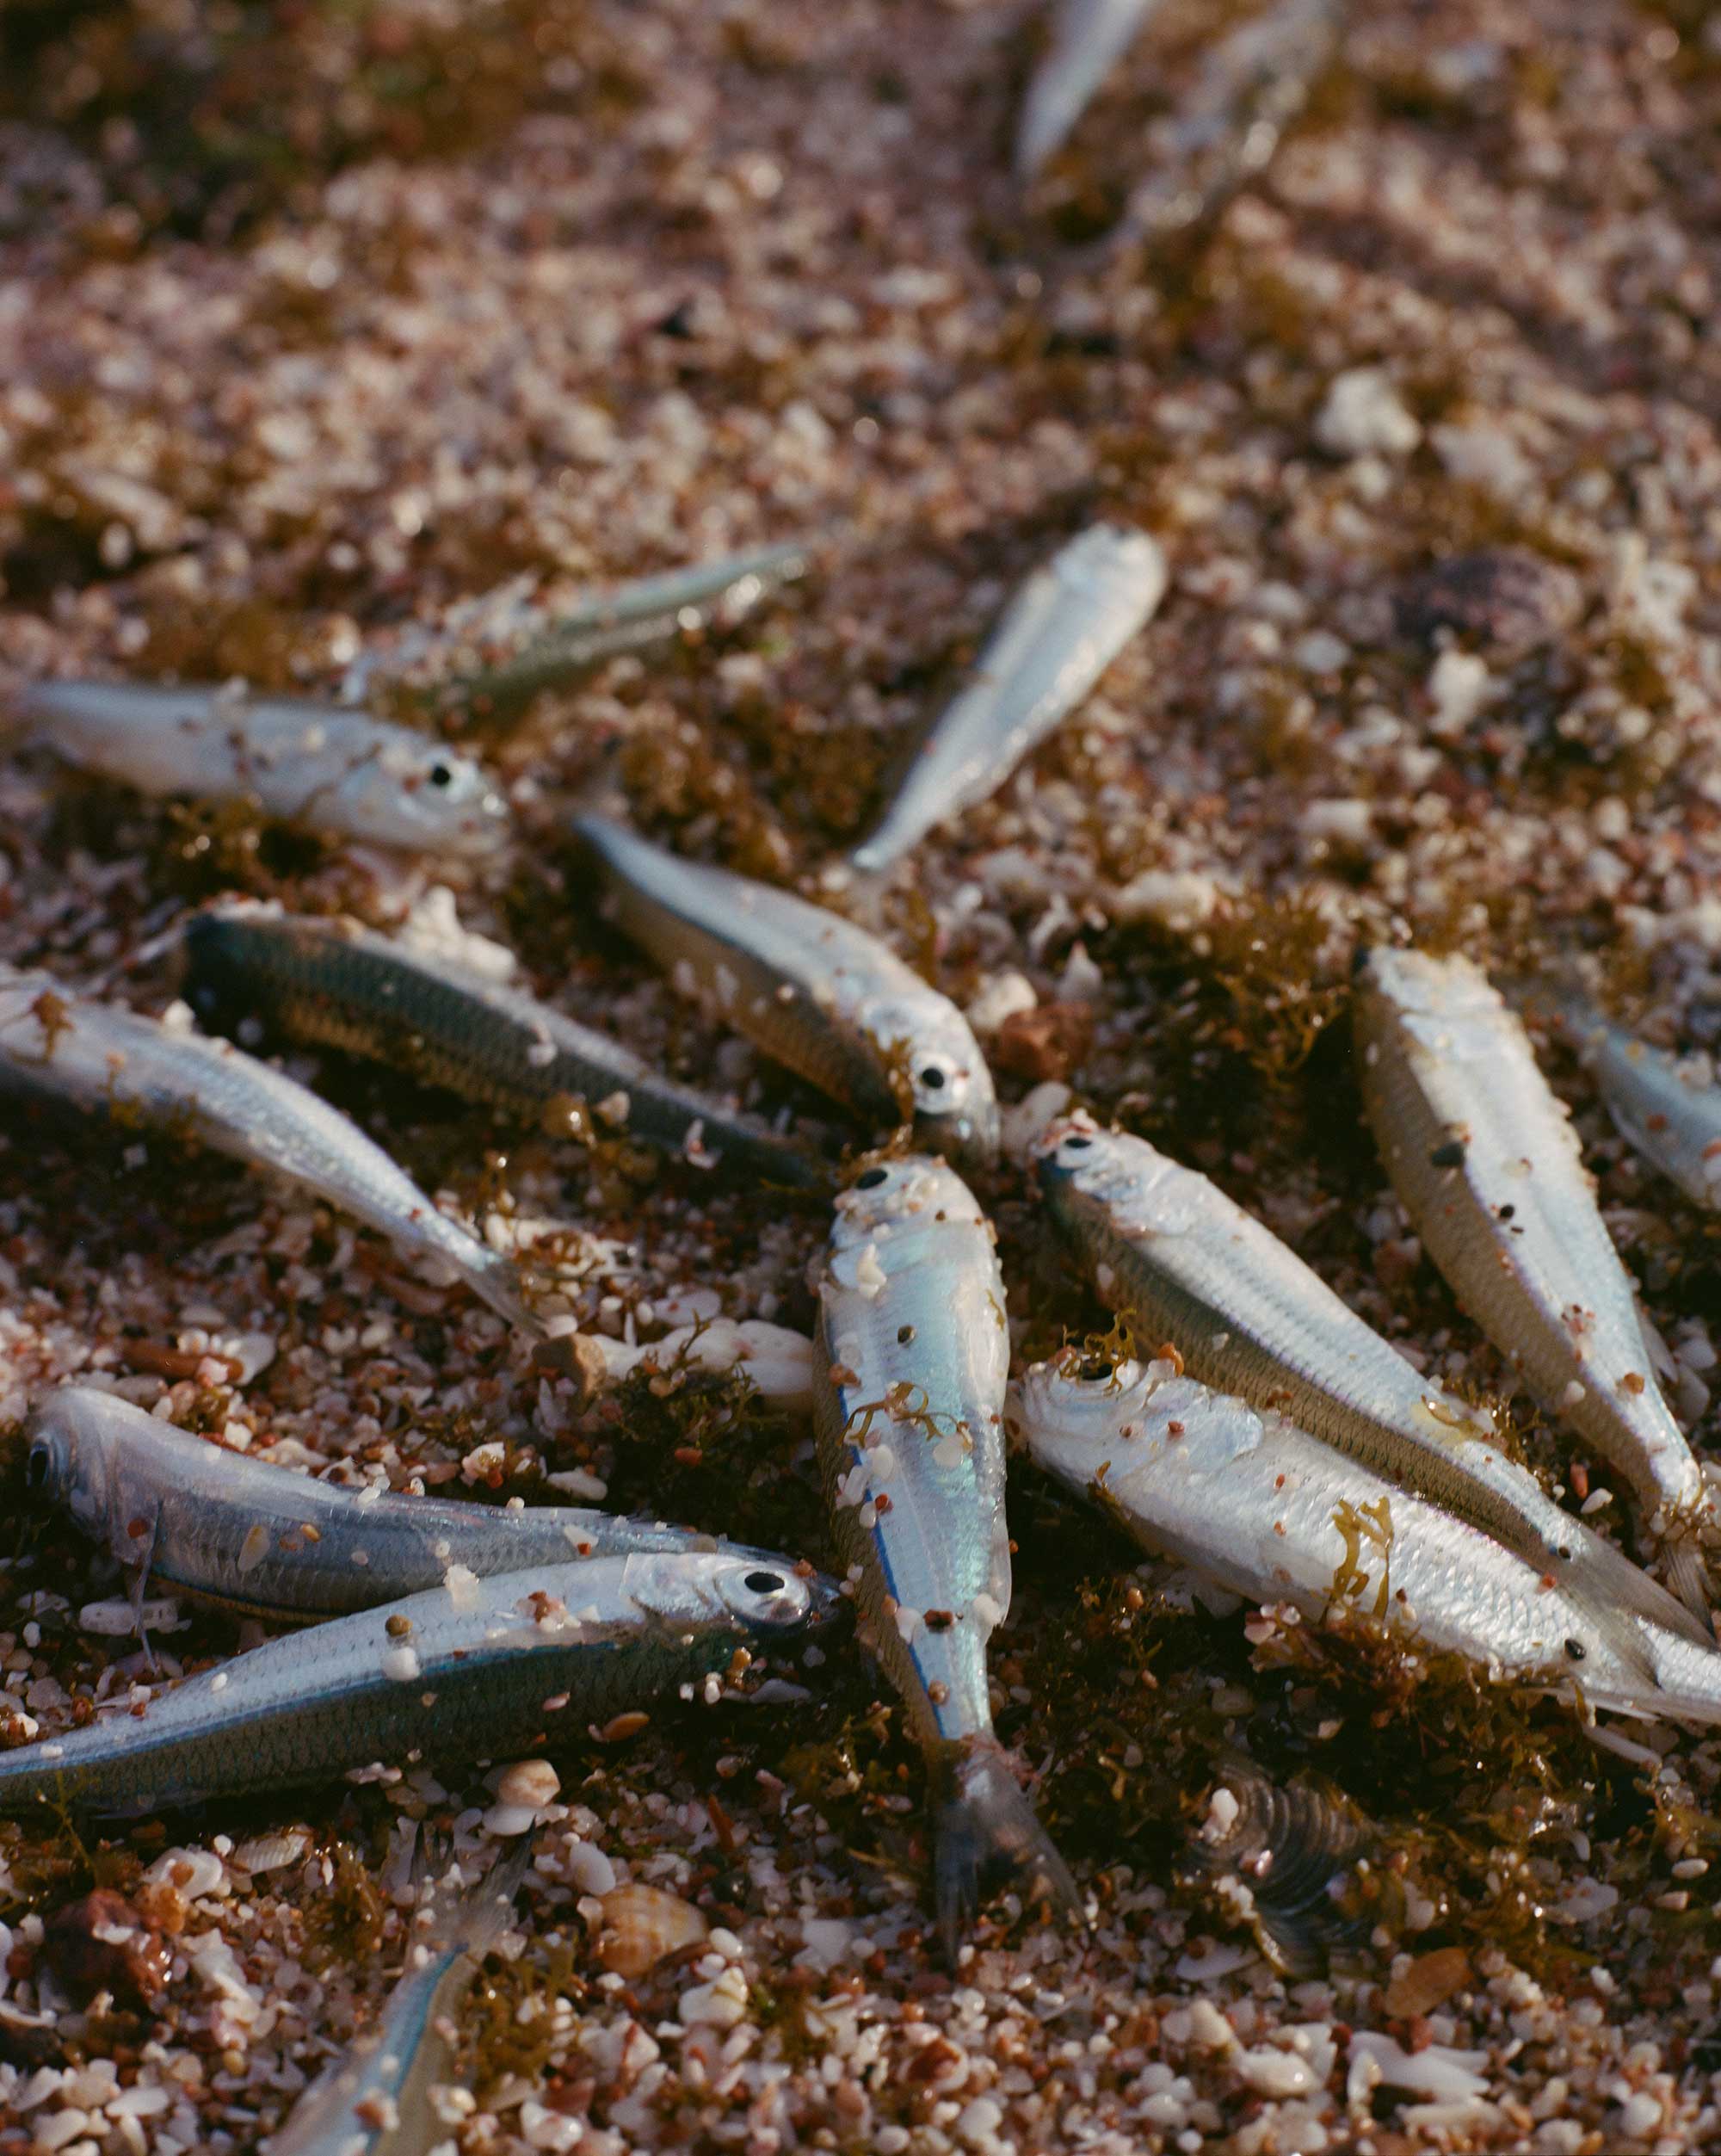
[0,961,538,1333]
[1034,1116,1712,1673]
[0,1554,830,1817]
[182,908,830,1192]
[812,1152,1075,1944]
[1354,948,1717,1622]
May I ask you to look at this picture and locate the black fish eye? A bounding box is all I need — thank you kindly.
[919,1065,947,1089]
[743,1571,783,1594]
[855,1167,889,1189]
[1565,1638,1586,1661]
[429,762,453,788]
[1064,1135,1092,1151]
[24,1445,50,1489]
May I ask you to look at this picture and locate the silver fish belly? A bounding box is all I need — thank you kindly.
[1033,1115,1709,1665]
[0,1553,830,1816]
[0,963,537,1333]
[1010,1355,1721,1728]
[848,524,1167,874]
[268,1841,531,2156]
[1016,0,1163,182]
[572,812,999,1166]
[19,678,509,856]
[182,907,831,1192]
[1354,948,1715,1617]
[812,1153,1073,1942]
[28,1387,793,1621]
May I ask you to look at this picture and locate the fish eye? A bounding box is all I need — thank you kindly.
[1063,1134,1093,1152]
[919,1065,947,1090]
[743,1570,784,1594]
[429,762,454,788]
[854,1166,890,1190]
[24,1444,51,1490]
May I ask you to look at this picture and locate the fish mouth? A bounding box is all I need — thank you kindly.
[913,1104,1000,1172]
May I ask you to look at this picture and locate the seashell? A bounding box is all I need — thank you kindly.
[1181,1762,1380,1975]
[497,1758,561,1810]
[231,1827,312,1876]
[595,1883,708,1978]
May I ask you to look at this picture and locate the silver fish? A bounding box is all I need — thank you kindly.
[1016,0,1163,182]
[0,963,537,1333]
[572,812,999,1167]
[812,1153,1075,1944]
[441,538,815,723]
[268,1839,531,2156]
[182,907,830,1192]
[0,1551,833,1816]
[16,678,509,856]
[1107,0,1348,259]
[1010,1354,1721,1727]
[28,1387,794,1622]
[848,525,1167,875]
[1354,948,1716,1620]
[1534,978,1721,1212]
[1034,1117,1708,1671]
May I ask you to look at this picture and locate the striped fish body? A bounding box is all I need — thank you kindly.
[183,910,829,1192]
[1355,949,1713,1614]
[29,1387,792,1622]
[0,963,535,1332]
[0,1553,827,1817]
[572,813,999,1166]
[1539,982,1721,1212]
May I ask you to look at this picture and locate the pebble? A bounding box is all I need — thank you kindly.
[1313,367,1422,459]
[497,1758,561,1810]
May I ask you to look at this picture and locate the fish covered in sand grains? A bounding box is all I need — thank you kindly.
[28,1387,802,1623]
[812,1153,1077,1947]
[267,1838,532,2156]
[1354,947,1718,1622]
[571,811,999,1166]
[0,1552,837,1818]
[0,962,539,1332]
[1034,1115,1710,1677]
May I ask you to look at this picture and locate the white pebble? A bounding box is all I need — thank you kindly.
[484,1803,540,1838]
[380,1645,421,1683]
[496,1759,560,1810]
[1314,367,1421,459]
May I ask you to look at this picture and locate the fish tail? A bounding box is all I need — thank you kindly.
[425,1833,534,1956]
[929,1739,1080,1957]
[1658,1528,1718,1639]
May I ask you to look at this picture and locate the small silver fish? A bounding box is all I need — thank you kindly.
[1016,0,1163,182]
[0,963,537,1333]
[28,1387,793,1622]
[1034,1116,1708,1672]
[848,525,1167,874]
[0,1551,834,1816]
[1354,948,1716,1620]
[442,538,815,722]
[812,1153,1076,1945]
[268,1838,531,2156]
[1535,978,1721,1211]
[16,678,509,855]
[182,907,830,1192]
[1011,1354,1721,1727]
[572,812,1000,1166]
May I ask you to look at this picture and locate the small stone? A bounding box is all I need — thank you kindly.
[496,1758,560,1810]
[1383,1946,1471,2017]
[1314,367,1421,459]
[43,1889,171,2009]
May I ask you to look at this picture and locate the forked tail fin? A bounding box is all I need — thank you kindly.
[930,1739,1081,1957]
[1657,1527,1718,1642]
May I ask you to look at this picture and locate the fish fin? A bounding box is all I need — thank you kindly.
[1656,1529,1718,1640]
[466,1260,545,1340]
[1570,1522,1715,1652]
[929,1739,1080,1958]
[423,1834,535,1958]
[126,1515,161,1675]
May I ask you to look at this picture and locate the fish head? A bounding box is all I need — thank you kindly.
[830,1152,984,1256]
[708,1555,846,1637]
[22,1389,100,1523]
[1010,1351,1153,1445]
[620,1551,837,1640]
[1032,1115,1191,1237]
[904,1043,1000,1169]
[341,740,513,856]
